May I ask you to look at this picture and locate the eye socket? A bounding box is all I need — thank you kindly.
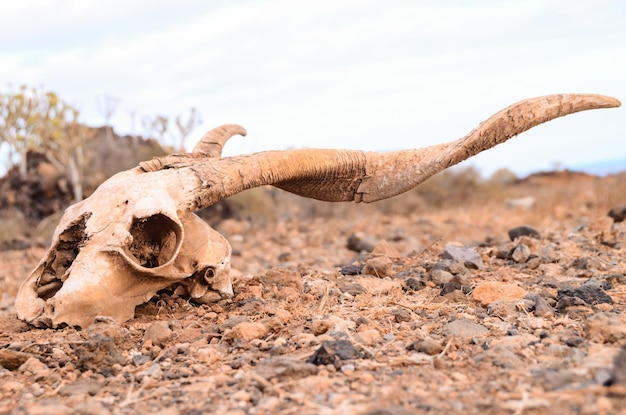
[36,212,91,300]
[126,214,181,268]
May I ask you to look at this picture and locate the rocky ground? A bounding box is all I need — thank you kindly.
[1,171,626,414]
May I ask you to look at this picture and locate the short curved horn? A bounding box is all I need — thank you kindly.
[193,124,247,157]
[179,94,620,209]
[140,124,247,172]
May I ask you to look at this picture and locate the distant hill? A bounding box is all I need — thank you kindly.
[568,157,626,176]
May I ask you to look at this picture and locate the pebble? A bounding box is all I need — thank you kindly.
[430,269,454,285]
[0,348,32,371]
[510,244,531,263]
[362,256,393,277]
[585,312,626,343]
[308,340,360,366]
[340,264,363,276]
[557,285,613,308]
[144,321,173,347]
[508,225,541,241]
[340,364,355,374]
[403,278,425,292]
[439,276,464,296]
[610,346,626,386]
[255,356,318,381]
[392,308,412,323]
[224,321,268,342]
[58,379,103,397]
[442,319,489,339]
[19,357,50,380]
[370,240,402,258]
[354,276,401,294]
[472,282,528,306]
[132,354,152,366]
[341,283,367,296]
[408,337,443,355]
[442,245,483,269]
[355,328,382,346]
[487,299,534,318]
[608,205,626,223]
[527,294,555,317]
[310,319,333,335]
[346,232,377,253]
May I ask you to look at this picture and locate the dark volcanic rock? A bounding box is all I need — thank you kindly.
[557,285,613,309]
[347,233,377,253]
[608,205,626,223]
[508,225,541,241]
[308,340,360,366]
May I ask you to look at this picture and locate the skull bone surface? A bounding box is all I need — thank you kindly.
[15,167,233,329]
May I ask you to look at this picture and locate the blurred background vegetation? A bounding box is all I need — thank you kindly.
[2,84,624,249]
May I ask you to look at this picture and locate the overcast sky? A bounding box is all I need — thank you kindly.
[1,0,624,176]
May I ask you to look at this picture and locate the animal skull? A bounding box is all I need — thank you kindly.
[15,94,620,329]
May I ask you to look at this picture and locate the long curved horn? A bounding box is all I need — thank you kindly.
[140,124,247,172]
[176,93,619,209]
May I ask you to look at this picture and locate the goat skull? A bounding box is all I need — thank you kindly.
[15,94,620,329]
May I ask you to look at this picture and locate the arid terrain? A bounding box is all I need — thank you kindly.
[1,168,626,414]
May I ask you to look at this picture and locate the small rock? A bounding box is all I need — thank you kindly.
[19,357,50,380]
[0,348,32,371]
[362,256,393,277]
[528,295,555,317]
[563,337,584,347]
[442,245,483,269]
[508,225,541,241]
[370,240,402,258]
[432,260,467,276]
[74,334,125,375]
[403,278,425,292]
[340,363,355,374]
[347,232,377,253]
[610,346,626,386]
[487,299,534,318]
[430,269,454,285]
[355,328,382,346]
[225,321,268,342]
[557,285,613,310]
[408,337,443,355]
[58,379,103,397]
[308,340,360,366]
[255,356,317,381]
[355,276,401,294]
[510,244,531,263]
[144,321,173,347]
[310,320,333,335]
[132,354,151,366]
[585,312,626,343]
[608,205,626,223]
[342,283,367,296]
[442,319,489,339]
[392,308,412,323]
[340,264,363,276]
[472,282,527,306]
[439,275,465,296]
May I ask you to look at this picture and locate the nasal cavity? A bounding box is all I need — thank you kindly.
[127,214,181,268]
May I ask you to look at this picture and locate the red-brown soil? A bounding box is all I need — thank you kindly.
[1,170,625,414]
